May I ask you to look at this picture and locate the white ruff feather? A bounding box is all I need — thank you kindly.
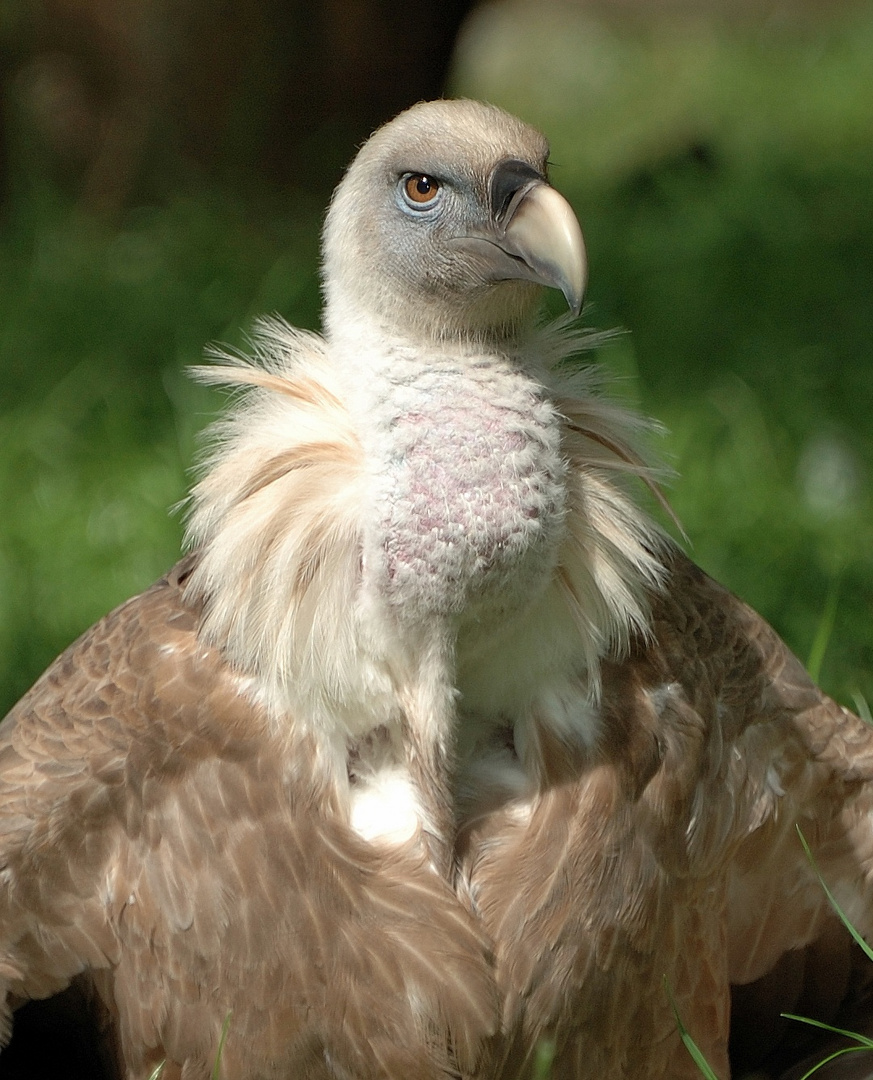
[185,320,378,734]
[184,317,670,815]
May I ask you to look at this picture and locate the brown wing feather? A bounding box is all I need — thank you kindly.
[0,560,498,1079]
[461,653,732,1078]
[461,549,873,1079]
[645,554,873,1075]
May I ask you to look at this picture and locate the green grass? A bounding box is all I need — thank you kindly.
[0,194,321,710]
[780,1015,873,1080]
[666,978,721,1080]
[1,4,872,714]
[142,1010,230,1079]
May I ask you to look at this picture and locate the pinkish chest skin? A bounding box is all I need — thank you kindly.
[358,352,568,624]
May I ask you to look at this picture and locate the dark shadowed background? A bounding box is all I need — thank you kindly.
[1,0,872,718]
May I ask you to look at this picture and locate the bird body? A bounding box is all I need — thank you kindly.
[2,98,873,1079]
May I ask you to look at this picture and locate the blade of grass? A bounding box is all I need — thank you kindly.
[664,977,721,1079]
[852,692,872,726]
[795,825,873,963]
[212,1011,232,1080]
[795,1045,873,1080]
[781,1013,873,1047]
[532,1037,555,1080]
[777,829,873,1077]
[807,574,841,684]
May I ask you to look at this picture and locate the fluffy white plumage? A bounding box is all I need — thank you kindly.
[184,313,667,849]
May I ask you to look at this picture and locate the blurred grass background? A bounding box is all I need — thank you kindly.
[1,0,872,715]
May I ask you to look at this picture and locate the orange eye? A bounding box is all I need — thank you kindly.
[404,174,440,205]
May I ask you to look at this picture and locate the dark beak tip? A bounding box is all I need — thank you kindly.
[564,272,587,319]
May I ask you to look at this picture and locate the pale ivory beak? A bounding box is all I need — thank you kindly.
[499,182,588,317]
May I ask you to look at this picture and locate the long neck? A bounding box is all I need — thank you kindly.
[322,270,545,354]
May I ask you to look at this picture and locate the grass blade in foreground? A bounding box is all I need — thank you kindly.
[852,693,872,726]
[807,576,841,685]
[212,1012,232,1080]
[532,1037,556,1079]
[664,977,721,1080]
[775,828,873,1077]
[781,1014,873,1080]
[795,826,873,963]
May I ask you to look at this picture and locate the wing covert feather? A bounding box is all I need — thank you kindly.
[462,551,873,1079]
[0,559,498,1078]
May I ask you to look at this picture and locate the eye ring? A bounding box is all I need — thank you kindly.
[401,174,442,209]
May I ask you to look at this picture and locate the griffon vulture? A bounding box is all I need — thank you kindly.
[2,98,873,1080]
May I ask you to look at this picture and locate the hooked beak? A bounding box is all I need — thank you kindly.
[499,181,588,317]
[458,160,588,317]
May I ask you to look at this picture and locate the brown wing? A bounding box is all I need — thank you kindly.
[649,554,873,1076]
[461,550,873,1079]
[0,559,498,1080]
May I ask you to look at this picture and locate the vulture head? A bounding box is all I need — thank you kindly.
[321,99,587,344]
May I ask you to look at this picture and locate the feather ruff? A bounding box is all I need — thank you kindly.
[184,317,672,771]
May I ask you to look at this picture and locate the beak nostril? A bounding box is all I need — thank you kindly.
[490,159,547,222]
